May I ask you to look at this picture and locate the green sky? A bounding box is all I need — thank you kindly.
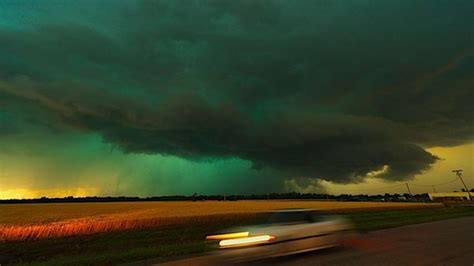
[0,0,473,198]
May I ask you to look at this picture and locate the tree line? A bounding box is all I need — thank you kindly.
[0,192,436,204]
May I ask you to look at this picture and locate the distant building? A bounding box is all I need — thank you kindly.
[428,192,472,201]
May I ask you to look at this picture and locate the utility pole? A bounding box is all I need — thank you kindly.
[405,183,412,201]
[405,183,412,196]
[453,169,470,200]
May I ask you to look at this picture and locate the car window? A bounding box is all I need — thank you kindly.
[266,211,311,224]
[308,212,327,223]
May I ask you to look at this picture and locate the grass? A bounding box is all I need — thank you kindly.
[0,201,440,242]
[348,205,474,231]
[14,242,208,266]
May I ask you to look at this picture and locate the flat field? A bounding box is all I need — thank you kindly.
[1,201,440,242]
[0,200,439,225]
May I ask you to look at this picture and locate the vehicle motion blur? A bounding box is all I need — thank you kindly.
[206,208,353,262]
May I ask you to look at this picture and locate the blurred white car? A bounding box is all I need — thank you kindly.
[206,208,353,263]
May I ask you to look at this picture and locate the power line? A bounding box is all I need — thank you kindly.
[334,183,406,194]
[334,176,466,195]
[410,178,459,187]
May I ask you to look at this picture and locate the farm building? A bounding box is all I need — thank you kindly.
[428,192,472,201]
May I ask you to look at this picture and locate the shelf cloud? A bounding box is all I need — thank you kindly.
[0,0,472,192]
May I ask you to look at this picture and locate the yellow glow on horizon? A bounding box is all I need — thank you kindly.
[427,142,474,160]
[324,142,474,195]
[0,188,34,200]
[0,187,100,200]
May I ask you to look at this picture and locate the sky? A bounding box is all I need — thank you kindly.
[0,0,473,199]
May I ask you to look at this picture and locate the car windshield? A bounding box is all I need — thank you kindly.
[266,211,310,224]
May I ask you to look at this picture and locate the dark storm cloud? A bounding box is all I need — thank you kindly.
[0,0,472,183]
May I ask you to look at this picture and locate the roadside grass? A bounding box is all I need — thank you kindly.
[348,205,474,231]
[15,243,208,266]
[2,205,473,266]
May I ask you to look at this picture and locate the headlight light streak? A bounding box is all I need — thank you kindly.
[219,235,275,248]
[206,231,249,240]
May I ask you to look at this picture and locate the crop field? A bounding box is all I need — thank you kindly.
[0,201,440,242]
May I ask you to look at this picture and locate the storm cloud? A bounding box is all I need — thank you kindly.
[0,0,472,186]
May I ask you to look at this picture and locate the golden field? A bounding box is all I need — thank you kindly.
[0,201,441,242]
